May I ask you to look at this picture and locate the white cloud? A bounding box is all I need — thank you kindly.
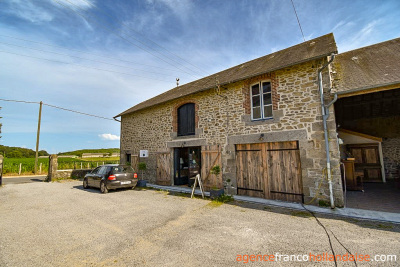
[50,0,95,10]
[99,133,120,141]
[6,0,53,23]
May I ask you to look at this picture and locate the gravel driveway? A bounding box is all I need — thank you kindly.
[0,181,399,266]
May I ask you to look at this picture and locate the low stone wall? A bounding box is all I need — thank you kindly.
[51,169,93,180]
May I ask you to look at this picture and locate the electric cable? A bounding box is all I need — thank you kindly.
[329,229,358,266]
[301,203,338,267]
[0,50,172,82]
[53,0,201,79]
[0,98,116,121]
[0,41,177,77]
[0,34,179,72]
[290,0,306,42]
[78,0,210,77]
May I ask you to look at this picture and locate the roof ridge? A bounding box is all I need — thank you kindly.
[338,36,400,55]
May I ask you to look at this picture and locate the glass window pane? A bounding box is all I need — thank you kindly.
[252,107,261,119]
[263,93,272,105]
[264,105,273,118]
[262,82,271,93]
[252,95,260,107]
[251,84,260,96]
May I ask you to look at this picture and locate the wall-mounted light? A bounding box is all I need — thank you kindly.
[259,133,265,141]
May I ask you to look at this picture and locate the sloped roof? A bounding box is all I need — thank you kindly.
[117,33,337,117]
[334,37,400,93]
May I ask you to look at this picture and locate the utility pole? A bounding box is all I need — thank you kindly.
[34,101,43,174]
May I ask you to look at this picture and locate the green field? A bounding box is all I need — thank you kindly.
[2,157,120,175]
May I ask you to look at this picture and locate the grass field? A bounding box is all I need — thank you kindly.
[3,157,120,175]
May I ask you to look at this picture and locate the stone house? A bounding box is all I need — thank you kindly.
[115,33,400,208]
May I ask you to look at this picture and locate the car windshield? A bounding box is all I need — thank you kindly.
[112,165,134,174]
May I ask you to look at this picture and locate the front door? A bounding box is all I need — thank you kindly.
[174,147,201,185]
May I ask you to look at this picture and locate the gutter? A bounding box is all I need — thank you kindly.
[318,53,337,209]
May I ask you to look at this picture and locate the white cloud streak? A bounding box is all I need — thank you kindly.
[99,133,120,141]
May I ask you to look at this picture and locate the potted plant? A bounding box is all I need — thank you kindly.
[137,162,147,187]
[209,165,224,199]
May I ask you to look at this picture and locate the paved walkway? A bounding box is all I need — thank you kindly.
[147,183,400,224]
[346,180,400,213]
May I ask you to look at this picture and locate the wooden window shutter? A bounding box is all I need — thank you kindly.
[178,103,195,136]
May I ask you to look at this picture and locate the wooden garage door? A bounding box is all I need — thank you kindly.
[266,142,303,202]
[156,152,171,186]
[235,141,303,203]
[236,143,265,198]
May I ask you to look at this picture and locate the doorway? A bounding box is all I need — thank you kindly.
[174,147,201,186]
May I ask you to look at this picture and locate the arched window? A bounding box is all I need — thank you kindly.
[178,103,195,136]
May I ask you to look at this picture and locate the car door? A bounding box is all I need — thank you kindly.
[94,166,108,187]
[88,167,101,187]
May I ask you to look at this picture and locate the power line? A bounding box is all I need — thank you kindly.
[53,0,201,79]
[78,0,210,77]
[290,0,306,42]
[43,103,115,121]
[0,34,179,73]
[0,41,178,77]
[0,98,116,121]
[0,50,172,82]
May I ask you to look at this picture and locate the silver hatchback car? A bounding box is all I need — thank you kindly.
[83,164,138,193]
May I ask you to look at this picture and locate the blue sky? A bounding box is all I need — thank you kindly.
[0,0,399,154]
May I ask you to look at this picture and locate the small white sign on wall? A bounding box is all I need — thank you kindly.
[139,150,149,158]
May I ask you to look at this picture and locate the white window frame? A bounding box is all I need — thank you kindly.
[250,80,273,120]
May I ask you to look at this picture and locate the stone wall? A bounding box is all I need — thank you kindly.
[382,138,400,179]
[121,58,344,207]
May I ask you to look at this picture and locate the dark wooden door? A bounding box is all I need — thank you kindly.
[347,144,382,182]
[156,152,171,185]
[201,145,222,191]
[235,141,303,203]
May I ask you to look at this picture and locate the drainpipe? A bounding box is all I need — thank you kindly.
[318,54,337,209]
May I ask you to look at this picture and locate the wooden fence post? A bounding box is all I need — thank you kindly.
[39,163,42,174]
[19,163,22,175]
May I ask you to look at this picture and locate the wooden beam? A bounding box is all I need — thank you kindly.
[338,128,382,142]
[337,83,400,99]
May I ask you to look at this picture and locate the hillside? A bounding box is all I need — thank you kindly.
[58,148,120,157]
[0,145,49,158]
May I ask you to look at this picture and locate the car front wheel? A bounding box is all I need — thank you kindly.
[83,178,89,189]
[100,181,108,194]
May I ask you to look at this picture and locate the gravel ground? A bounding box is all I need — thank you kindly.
[0,181,399,266]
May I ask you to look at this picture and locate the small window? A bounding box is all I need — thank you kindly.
[178,103,195,136]
[112,165,134,174]
[251,81,273,120]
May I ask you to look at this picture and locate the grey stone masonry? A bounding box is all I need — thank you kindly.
[120,58,344,207]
